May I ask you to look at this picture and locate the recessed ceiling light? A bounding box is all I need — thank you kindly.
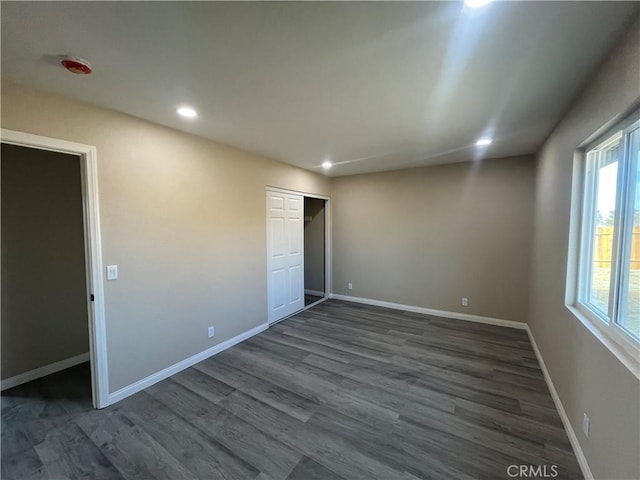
[322,161,333,169]
[476,137,492,146]
[177,106,197,118]
[465,0,494,8]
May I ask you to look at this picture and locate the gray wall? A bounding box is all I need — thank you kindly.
[332,156,536,323]
[304,197,325,293]
[1,81,331,392]
[1,144,89,380]
[528,21,640,480]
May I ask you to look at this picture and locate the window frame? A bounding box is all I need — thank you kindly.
[567,111,640,380]
[616,125,640,339]
[578,131,623,323]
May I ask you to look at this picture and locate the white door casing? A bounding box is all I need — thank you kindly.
[0,128,108,408]
[267,190,304,324]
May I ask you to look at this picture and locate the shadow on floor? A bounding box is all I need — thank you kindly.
[304,294,324,306]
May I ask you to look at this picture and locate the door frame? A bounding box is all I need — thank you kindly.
[266,186,331,313]
[1,128,109,408]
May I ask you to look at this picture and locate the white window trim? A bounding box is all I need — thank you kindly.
[566,119,640,381]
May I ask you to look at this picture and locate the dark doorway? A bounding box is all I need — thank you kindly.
[303,197,326,306]
[1,144,90,399]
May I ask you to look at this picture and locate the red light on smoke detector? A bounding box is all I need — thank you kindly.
[60,56,92,75]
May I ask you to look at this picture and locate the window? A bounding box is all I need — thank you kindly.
[575,115,640,349]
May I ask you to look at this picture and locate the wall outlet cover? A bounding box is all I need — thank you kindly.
[106,265,118,281]
[582,413,590,437]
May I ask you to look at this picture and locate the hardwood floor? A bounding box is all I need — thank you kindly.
[2,299,583,479]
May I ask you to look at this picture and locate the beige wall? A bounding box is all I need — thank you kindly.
[304,197,325,293]
[1,81,330,392]
[1,144,89,379]
[528,21,640,480]
[2,19,638,475]
[332,156,536,323]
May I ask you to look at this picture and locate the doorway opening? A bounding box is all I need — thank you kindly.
[0,129,108,408]
[304,197,326,307]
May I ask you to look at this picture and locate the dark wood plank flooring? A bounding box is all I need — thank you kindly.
[2,300,583,479]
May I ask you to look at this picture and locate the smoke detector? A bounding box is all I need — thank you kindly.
[60,56,92,75]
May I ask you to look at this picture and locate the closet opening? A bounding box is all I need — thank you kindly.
[304,197,326,307]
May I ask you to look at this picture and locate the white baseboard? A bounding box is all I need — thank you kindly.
[329,294,527,330]
[305,289,325,297]
[525,326,593,480]
[107,323,269,405]
[1,352,90,391]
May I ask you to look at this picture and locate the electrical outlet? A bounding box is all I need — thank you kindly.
[582,413,590,438]
[348,282,353,290]
[106,265,118,281]
[207,326,215,338]
[462,297,469,307]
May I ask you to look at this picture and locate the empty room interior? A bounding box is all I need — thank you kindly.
[1,2,639,480]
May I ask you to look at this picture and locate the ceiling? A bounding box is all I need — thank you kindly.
[1,2,637,176]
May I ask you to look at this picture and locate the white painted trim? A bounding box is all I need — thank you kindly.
[265,185,329,201]
[525,326,594,480]
[1,129,109,409]
[108,323,268,405]
[329,294,526,330]
[566,133,640,381]
[305,289,325,297]
[1,353,90,391]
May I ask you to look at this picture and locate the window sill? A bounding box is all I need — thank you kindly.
[566,304,640,380]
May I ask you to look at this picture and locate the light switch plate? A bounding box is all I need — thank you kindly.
[582,413,590,437]
[106,265,118,281]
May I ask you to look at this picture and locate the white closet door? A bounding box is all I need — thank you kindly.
[267,190,304,324]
